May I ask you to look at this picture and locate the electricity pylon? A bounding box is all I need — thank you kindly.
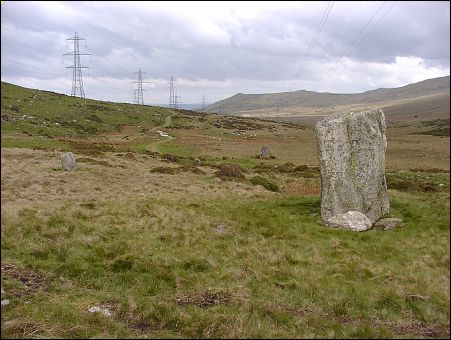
[63,32,90,98]
[168,76,177,108]
[202,95,206,112]
[132,68,149,105]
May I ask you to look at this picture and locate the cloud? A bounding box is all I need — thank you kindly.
[1,1,449,103]
[313,56,449,93]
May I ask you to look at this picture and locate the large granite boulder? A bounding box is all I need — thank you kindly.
[61,152,76,171]
[315,109,389,225]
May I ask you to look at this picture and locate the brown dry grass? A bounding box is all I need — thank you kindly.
[385,131,450,171]
[172,126,319,166]
[0,147,271,215]
[170,115,449,171]
[283,181,320,195]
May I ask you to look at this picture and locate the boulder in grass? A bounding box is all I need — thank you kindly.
[259,146,271,159]
[61,152,76,171]
[326,211,372,232]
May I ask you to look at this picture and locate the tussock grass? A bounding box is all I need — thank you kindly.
[254,162,320,179]
[386,171,450,192]
[150,166,178,175]
[249,176,279,192]
[150,165,205,175]
[1,188,449,338]
[214,164,246,180]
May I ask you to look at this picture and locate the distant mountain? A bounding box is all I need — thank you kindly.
[206,76,450,114]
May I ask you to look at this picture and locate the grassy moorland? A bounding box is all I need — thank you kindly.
[1,81,450,338]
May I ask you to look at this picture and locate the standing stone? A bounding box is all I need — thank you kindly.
[61,152,76,171]
[259,146,271,159]
[315,109,389,225]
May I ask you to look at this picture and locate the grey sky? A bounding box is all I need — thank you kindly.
[1,1,449,105]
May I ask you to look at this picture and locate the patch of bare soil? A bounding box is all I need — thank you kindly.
[391,322,450,338]
[176,291,232,307]
[1,263,52,297]
[280,305,449,337]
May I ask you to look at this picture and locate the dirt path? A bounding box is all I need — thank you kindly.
[148,112,174,153]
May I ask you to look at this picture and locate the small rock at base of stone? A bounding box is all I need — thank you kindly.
[373,217,403,231]
[326,211,372,232]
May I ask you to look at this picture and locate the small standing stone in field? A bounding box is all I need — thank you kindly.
[373,217,403,231]
[259,146,271,159]
[315,109,389,225]
[326,211,372,232]
[61,152,76,171]
[1,299,10,307]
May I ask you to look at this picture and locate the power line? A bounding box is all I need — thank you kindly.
[63,32,91,98]
[131,68,150,105]
[329,1,398,77]
[359,1,397,44]
[311,1,389,91]
[298,1,334,78]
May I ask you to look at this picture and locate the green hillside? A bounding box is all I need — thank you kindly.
[1,81,207,153]
[1,81,172,138]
